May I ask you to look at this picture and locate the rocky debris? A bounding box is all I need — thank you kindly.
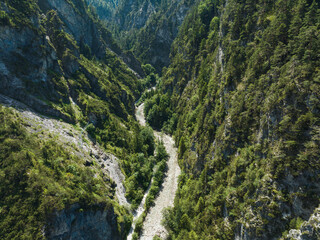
[134,103,181,240]
[93,146,130,207]
[136,103,147,127]
[286,207,320,240]
[0,94,129,207]
[140,131,180,240]
[127,179,153,240]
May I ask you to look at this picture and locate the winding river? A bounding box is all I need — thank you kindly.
[127,103,181,240]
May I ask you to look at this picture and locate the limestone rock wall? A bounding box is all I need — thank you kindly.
[46,204,121,240]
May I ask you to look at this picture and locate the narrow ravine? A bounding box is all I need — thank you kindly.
[128,103,181,240]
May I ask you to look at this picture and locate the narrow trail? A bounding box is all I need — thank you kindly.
[130,103,181,240]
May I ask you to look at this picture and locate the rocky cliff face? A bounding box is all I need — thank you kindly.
[39,0,144,77]
[0,0,143,122]
[285,206,320,240]
[87,0,195,72]
[46,204,122,240]
[233,171,320,240]
[0,23,66,119]
[131,0,192,71]
[0,92,132,239]
[0,1,141,239]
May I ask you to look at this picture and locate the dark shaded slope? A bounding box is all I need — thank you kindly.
[0,0,144,124]
[86,0,195,72]
[0,0,156,239]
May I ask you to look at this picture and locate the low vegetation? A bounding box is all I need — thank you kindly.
[0,106,131,239]
[133,141,169,237]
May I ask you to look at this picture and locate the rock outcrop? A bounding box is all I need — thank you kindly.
[0,22,71,121]
[86,0,195,72]
[0,93,131,240]
[39,0,144,77]
[0,1,139,239]
[286,207,320,240]
[0,0,144,122]
[45,204,121,240]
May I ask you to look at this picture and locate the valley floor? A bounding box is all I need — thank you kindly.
[134,103,181,240]
[0,93,181,240]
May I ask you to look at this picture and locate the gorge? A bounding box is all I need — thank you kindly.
[0,0,320,240]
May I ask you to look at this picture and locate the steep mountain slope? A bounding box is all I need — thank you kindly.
[0,97,130,240]
[2,0,320,239]
[86,0,119,22]
[0,0,146,119]
[144,0,320,239]
[86,0,195,72]
[0,0,159,239]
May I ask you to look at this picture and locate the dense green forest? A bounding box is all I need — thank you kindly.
[0,106,129,239]
[1,0,320,239]
[0,0,166,238]
[86,0,195,72]
[144,0,320,239]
